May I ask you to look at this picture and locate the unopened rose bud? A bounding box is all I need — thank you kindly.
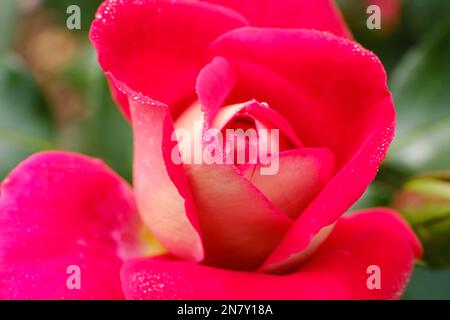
[393,172,450,268]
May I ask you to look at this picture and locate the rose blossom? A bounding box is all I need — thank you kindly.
[0,0,421,299]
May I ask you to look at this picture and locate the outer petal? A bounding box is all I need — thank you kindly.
[0,152,140,299]
[121,209,422,300]
[200,0,351,38]
[90,0,248,118]
[210,28,396,270]
[128,82,204,263]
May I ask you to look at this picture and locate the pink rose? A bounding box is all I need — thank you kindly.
[0,0,421,299]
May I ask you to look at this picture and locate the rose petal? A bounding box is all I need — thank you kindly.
[200,0,351,38]
[196,56,238,127]
[122,209,421,300]
[90,0,248,118]
[211,28,392,163]
[128,80,204,263]
[185,163,292,270]
[210,28,396,268]
[242,148,335,219]
[212,100,303,149]
[0,152,140,299]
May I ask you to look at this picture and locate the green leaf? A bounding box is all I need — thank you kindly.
[0,0,18,56]
[387,16,450,172]
[0,55,56,179]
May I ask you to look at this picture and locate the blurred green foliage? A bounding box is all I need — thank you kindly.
[0,0,55,179]
[339,0,450,72]
[0,0,18,55]
[388,17,450,172]
[43,0,103,32]
[0,55,55,179]
[62,46,133,182]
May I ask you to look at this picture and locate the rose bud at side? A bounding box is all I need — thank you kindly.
[393,172,450,268]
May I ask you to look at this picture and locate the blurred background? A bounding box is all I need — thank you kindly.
[0,0,449,299]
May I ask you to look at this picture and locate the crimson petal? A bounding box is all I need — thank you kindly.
[121,209,421,299]
[0,152,141,299]
[90,0,248,118]
[200,0,351,38]
[210,28,396,269]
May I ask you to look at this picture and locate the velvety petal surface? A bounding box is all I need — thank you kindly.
[185,164,292,270]
[211,100,303,149]
[242,148,335,219]
[90,0,248,118]
[210,28,396,269]
[196,56,238,128]
[200,0,351,38]
[129,84,204,263]
[121,209,421,300]
[0,152,140,299]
